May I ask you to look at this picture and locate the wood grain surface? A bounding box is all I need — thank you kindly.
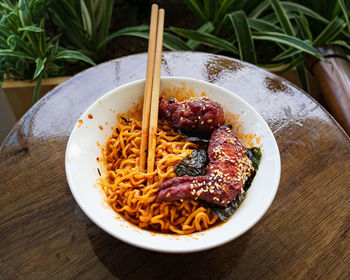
[312,56,350,135]
[0,52,349,280]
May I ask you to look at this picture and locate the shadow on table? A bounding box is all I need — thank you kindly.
[86,221,252,280]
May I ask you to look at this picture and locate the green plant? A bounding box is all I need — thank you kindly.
[52,0,197,58]
[49,0,115,62]
[0,0,95,103]
[50,0,186,61]
[164,0,350,92]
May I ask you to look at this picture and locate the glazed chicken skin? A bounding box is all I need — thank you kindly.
[159,96,225,137]
[156,126,254,207]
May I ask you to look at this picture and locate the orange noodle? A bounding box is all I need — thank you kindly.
[101,117,219,234]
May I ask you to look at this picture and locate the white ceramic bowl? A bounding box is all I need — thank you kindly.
[65,77,281,253]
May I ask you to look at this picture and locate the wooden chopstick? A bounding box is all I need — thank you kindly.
[139,4,159,171]
[147,8,165,185]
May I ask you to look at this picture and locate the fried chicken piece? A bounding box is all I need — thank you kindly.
[156,126,254,207]
[159,96,224,137]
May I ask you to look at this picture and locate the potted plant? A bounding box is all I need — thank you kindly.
[157,0,350,97]
[0,0,97,119]
[0,0,161,119]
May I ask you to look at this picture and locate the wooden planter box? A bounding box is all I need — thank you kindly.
[2,76,70,120]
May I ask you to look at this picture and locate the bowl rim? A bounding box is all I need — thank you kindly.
[65,76,281,253]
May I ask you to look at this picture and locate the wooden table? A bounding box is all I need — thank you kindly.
[1,52,349,279]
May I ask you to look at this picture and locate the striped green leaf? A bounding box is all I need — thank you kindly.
[294,13,312,41]
[338,0,350,34]
[18,0,39,52]
[272,47,301,61]
[269,0,295,36]
[184,0,208,24]
[252,31,323,59]
[282,2,329,24]
[205,0,218,19]
[170,27,238,54]
[187,22,215,50]
[296,62,309,92]
[275,55,304,74]
[38,19,46,58]
[0,23,11,37]
[18,26,44,32]
[80,0,92,36]
[258,61,286,70]
[248,18,283,33]
[263,11,295,24]
[7,34,35,56]
[0,49,34,60]
[215,14,233,37]
[249,0,270,18]
[95,0,106,28]
[101,28,192,53]
[18,0,31,26]
[33,57,46,79]
[313,17,346,46]
[0,2,13,11]
[98,25,150,48]
[53,50,95,65]
[331,40,350,51]
[229,11,257,64]
[98,0,114,43]
[213,0,236,25]
[33,73,43,103]
[163,33,192,51]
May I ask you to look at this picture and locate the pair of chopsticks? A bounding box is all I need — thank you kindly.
[139,4,165,184]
